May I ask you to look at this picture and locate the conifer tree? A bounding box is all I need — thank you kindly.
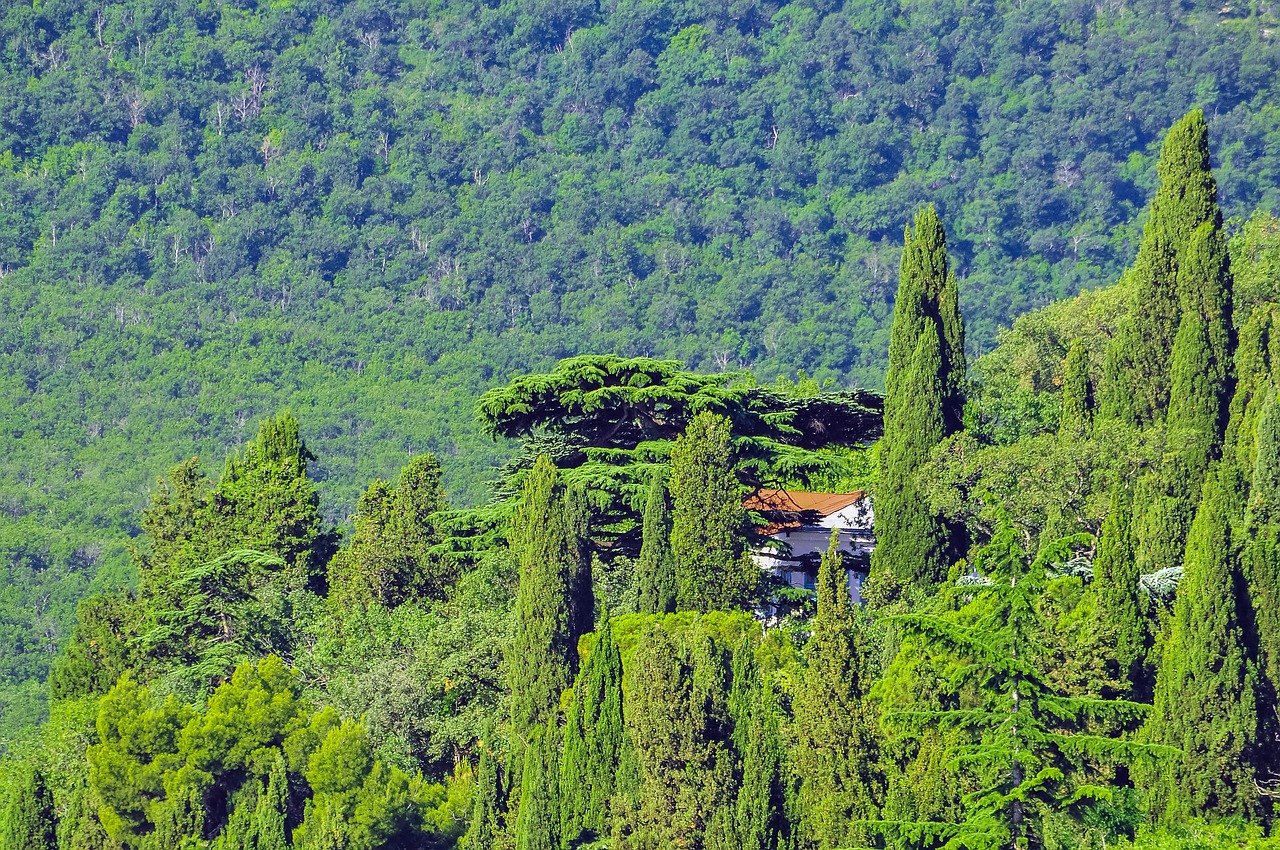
[1059,339,1093,436]
[1092,485,1145,697]
[669,412,753,612]
[515,721,561,850]
[635,470,677,615]
[1243,390,1280,796]
[729,640,787,850]
[249,754,289,850]
[508,456,593,738]
[1,765,57,850]
[561,617,632,846]
[1103,109,1222,425]
[873,321,950,588]
[464,739,503,850]
[794,532,879,848]
[1146,472,1260,820]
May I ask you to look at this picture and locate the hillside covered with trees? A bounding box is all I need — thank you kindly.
[2,106,1279,849]
[11,0,1280,744]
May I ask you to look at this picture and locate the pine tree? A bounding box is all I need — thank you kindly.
[561,616,632,846]
[635,470,677,615]
[1092,485,1146,697]
[1,765,57,850]
[508,455,593,738]
[464,738,503,850]
[794,532,879,848]
[515,721,561,850]
[1145,471,1260,820]
[669,412,753,612]
[1105,109,1222,425]
[1059,339,1093,436]
[873,322,950,588]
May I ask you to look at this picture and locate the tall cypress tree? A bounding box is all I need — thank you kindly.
[249,754,288,850]
[669,412,753,612]
[729,640,787,850]
[873,321,950,588]
[1,765,56,850]
[1103,109,1221,425]
[1243,390,1280,795]
[515,720,561,850]
[508,456,593,739]
[464,737,503,850]
[560,616,632,846]
[1146,472,1260,820]
[635,470,677,615]
[794,532,879,848]
[1059,338,1093,436]
[1092,484,1145,697]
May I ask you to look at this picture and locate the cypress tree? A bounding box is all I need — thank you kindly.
[464,738,503,850]
[1243,390,1280,793]
[1,765,57,850]
[249,754,288,850]
[1146,472,1260,820]
[635,470,677,615]
[561,617,631,846]
[1059,338,1093,435]
[1106,109,1222,425]
[669,412,753,612]
[729,641,786,850]
[508,456,593,739]
[515,721,561,850]
[1092,485,1145,696]
[794,532,879,848]
[873,323,950,588]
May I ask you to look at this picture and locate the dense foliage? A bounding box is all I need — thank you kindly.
[11,0,1280,741]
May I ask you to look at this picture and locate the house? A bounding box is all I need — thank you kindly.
[744,489,874,604]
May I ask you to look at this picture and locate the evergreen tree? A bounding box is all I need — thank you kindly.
[464,738,503,850]
[873,320,951,589]
[1104,109,1222,425]
[668,412,753,612]
[1146,472,1260,820]
[250,754,289,850]
[515,721,560,850]
[729,640,786,850]
[561,616,632,847]
[1059,339,1093,435]
[1092,485,1146,697]
[1,765,57,850]
[508,455,593,738]
[1167,221,1234,477]
[794,532,880,848]
[635,470,678,615]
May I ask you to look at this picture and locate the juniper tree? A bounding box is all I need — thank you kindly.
[669,412,753,612]
[870,522,1161,850]
[794,532,880,848]
[635,470,678,615]
[508,456,593,739]
[1059,339,1093,436]
[1145,472,1260,820]
[560,616,632,846]
[1092,485,1146,697]
[1101,109,1222,425]
[1,765,57,850]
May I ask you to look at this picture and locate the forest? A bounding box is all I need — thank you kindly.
[11,0,1280,742]
[2,102,1280,848]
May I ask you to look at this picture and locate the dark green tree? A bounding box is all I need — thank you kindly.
[508,456,593,738]
[464,737,503,850]
[873,320,950,589]
[794,532,880,848]
[635,471,678,615]
[561,616,632,847]
[1101,109,1222,425]
[669,412,753,612]
[515,720,561,850]
[728,639,787,850]
[1,765,57,850]
[1059,339,1093,436]
[1092,485,1146,697]
[1145,472,1260,820]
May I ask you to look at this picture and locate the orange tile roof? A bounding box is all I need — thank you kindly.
[744,489,866,534]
